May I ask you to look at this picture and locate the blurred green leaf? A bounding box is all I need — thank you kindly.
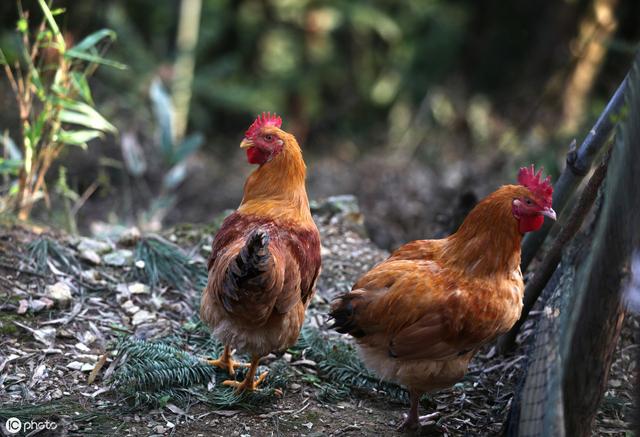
[64,48,127,69]
[70,72,94,104]
[57,129,104,148]
[149,78,174,160]
[36,29,53,42]
[173,133,203,165]
[348,3,401,42]
[59,100,117,134]
[0,132,22,160]
[121,132,147,177]
[55,166,79,201]
[37,0,65,51]
[163,162,187,190]
[71,29,116,53]
[16,18,28,33]
[0,158,23,175]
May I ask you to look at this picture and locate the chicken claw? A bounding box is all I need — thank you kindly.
[223,370,269,392]
[223,355,268,392]
[206,345,249,376]
[397,412,440,432]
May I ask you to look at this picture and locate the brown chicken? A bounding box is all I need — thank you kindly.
[200,113,321,392]
[330,166,555,430]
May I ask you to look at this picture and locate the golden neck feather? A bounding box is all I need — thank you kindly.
[441,186,522,276]
[238,134,313,225]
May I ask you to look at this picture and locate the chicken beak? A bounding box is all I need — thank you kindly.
[541,207,557,221]
[240,138,253,149]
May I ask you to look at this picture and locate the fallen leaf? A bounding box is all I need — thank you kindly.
[87,354,108,384]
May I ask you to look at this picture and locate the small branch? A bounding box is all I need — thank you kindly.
[71,180,99,217]
[498,146,612,354]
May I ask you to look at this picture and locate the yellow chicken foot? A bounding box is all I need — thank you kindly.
[223,355,268,392]
[206,345,249,376]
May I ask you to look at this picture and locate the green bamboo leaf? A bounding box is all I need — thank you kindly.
[163,163,187,190]
[31,111,48,145]
[70,72,94,104]
[0,132,21,160]
[59,110,112,133]
[71,29,116,53]
[149,78,174,160]
[27,64,47,101]
[37,0,65,52]
[0,158,23,175]
[59,100,117,133]
[64,49,127,69]
[173,133,203,165]
[57,129,104,148]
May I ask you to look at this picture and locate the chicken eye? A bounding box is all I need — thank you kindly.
[525,198,533,205]
[264,134,274,142]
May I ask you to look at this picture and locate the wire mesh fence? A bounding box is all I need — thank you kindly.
[505,51,640,437]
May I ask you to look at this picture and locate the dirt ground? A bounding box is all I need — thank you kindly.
[0,202,635,437]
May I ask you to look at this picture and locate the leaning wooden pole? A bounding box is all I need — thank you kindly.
[520,75,628,272]
[562,52,640,437]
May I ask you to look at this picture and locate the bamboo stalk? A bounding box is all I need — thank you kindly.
[172,0,202,143]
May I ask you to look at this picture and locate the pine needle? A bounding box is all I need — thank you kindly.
[109,335,288,410]
[27,236,80,275]
[292,326,409,404]
[130,235,206,290]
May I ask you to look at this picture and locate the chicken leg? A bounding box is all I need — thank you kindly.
[223,355,268,392]
[397,390,440,431]
[206,345,249,376]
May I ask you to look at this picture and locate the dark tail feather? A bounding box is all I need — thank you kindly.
[221,230,271,312]
[329,294,366,338]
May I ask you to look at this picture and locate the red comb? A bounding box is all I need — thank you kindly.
[518,165,553,207]
[245,112,282,139]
